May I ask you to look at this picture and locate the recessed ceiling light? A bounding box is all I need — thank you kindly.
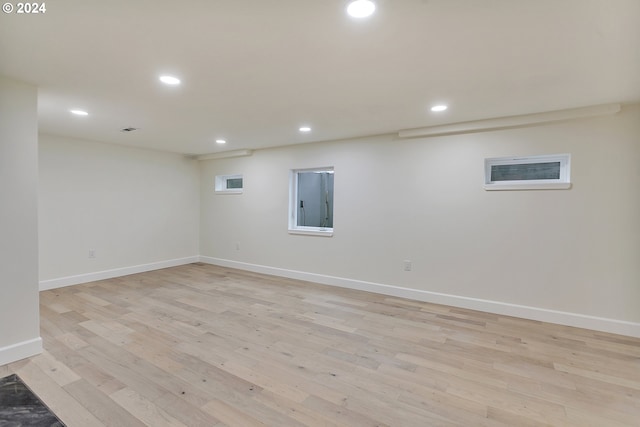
[299,126,312,132]
[159,75,181,85]
[70,109,88,116]
[216,139,226,144]
[347,0,376,18]
[431,105,448,112]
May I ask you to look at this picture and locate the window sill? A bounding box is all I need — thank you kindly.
[288,228,333,237]
[214,190,243,194]
[484,182,571,191]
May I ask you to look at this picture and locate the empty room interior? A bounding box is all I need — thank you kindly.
[1,1,639,426]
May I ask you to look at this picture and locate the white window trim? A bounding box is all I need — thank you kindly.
[288,167,334,237]
[288,226,334,237]
[215,174,243,194]
[484,154,571,191]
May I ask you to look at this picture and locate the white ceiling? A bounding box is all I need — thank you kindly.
[1,0,639,155]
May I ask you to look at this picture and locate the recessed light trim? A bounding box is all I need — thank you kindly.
[431,105,448,112]
[159,75,181,85]
[299,126,312,132]
[347,0,376,18]
[216,139,227,144]
[70,109,89,116]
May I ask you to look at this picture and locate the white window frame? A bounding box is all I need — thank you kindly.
[289,167,334,237]
[484,154,571,191]
[215,174,243,194]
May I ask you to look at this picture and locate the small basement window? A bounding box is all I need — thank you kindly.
[215,174,243,193]
[484,154,571,190]
[289,167,334,236]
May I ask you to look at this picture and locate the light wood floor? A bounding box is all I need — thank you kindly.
[3,263,640,426]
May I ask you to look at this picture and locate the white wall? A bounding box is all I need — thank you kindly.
[39,134,200,288]
[200,104,640,336]
[0,75,42,365]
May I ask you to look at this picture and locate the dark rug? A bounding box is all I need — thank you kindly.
[0,374,65,427]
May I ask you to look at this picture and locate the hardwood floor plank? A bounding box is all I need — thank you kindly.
[64,379,148,427]
[301,395,390,427]
[153,392,224,427]
[250,389,349,427]
[30,350,81,387]
[201,398,267,427]
[13,361,104,427]
[110,388,188,427]
[3,263,639,426]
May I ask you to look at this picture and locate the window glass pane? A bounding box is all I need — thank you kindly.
[226,178,243,189]
[491,162,560,182]
[297,171,333,228]
[215,174,243,193]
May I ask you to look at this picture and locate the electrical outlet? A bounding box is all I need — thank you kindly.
[88,249,96,258]
[403,260,412,271]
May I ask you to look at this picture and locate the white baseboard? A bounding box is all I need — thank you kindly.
[37,255,640,338]
[39,256,199,291]
[0,337,42,367]
[200,256,640,338]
